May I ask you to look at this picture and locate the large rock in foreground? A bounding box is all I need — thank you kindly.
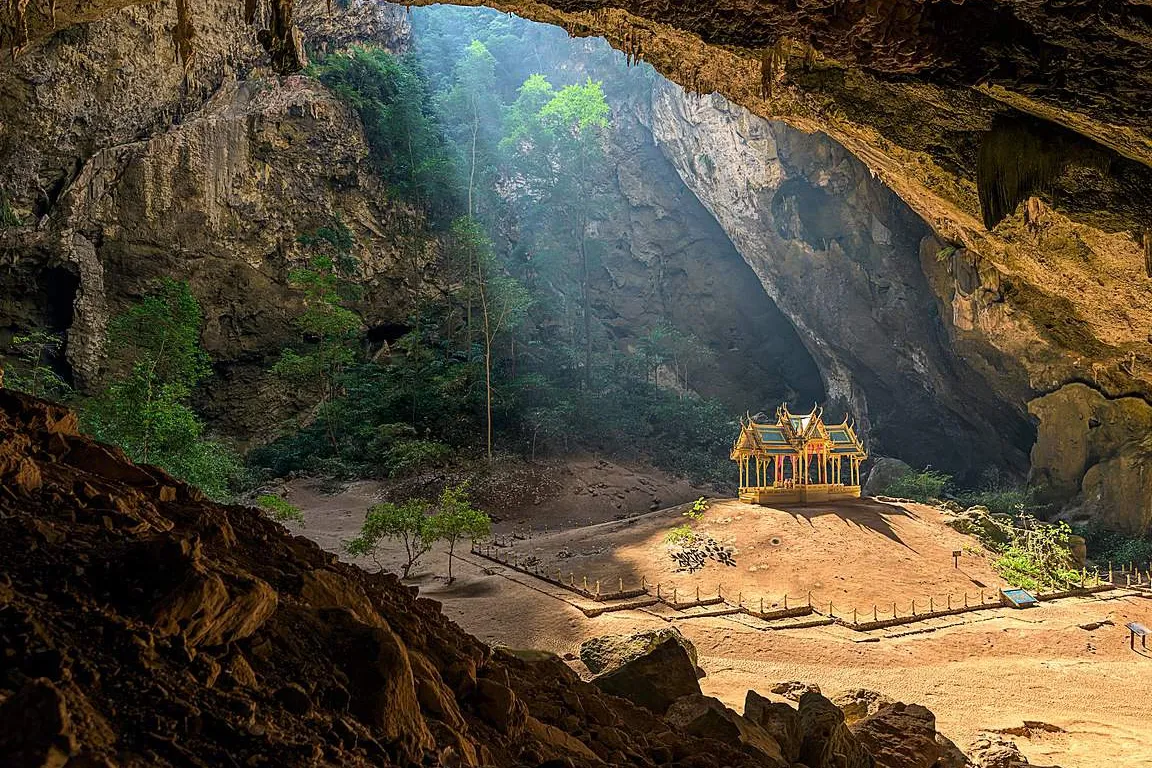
[591,635,702,714]
[744,690,803,763]
[580,626,700,675]
[798,690,876,768]
[666,694,787,766]
[851,703,941,768]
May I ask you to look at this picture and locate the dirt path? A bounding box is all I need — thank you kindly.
[283,482,1152,768]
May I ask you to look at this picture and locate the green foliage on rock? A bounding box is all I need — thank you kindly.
[257,494,304,523]
[1076,524,1152,567]
[82,279,239,500]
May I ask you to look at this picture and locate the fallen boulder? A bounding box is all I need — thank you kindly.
[833,689,894,725]
[580,626,700,675]
[666,693,787,767]
[798,690,875,768]
[591,635,701,714]
[771,680,821,701]
[744,689,802,763]
[851,702,941,767]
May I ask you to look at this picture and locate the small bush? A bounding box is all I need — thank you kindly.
[992,517,1081,591]
[665,524,697,546]
[884,469,951,502]
[684,496,709,521]
[1076,523,1152,567]
[256,494,304,523]
[384,438,452,477]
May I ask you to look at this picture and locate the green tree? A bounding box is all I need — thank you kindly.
[428,484,491,582]
[83,279,237,500]
[438,40,502,219]
[3,330,73,400]
[347,498,435,577]
[272,255,364,454]
[503,77,611,388]
[310,46,457,219]
[447,217,530,459]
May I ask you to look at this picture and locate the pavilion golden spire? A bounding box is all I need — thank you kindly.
[731,403,867,504]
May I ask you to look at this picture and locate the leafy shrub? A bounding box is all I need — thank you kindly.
[1076,523,1152,568]
[685,496,709,520]
[665,524,697,546]
[883,469,952,502]
[956,486,1037,516]
[256,494,304,523]
[992,517,1081,591]
[384,438,452,477]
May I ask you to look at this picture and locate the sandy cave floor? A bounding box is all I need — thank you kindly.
[281,473,1152,768]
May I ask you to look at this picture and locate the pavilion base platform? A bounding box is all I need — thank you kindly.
[738,484,862,505]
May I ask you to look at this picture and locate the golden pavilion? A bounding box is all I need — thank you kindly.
[731,404,867,504]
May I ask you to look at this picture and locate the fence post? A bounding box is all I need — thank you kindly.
[641,575,647,591]
[1109,562,1114,582]
[947,594,951,610]
[979,589,984,604]
[853,608,857,624]
[738,591,743,607]
[892,601,897,618]
[596,580,601,598]
[964,592,968,608]
[828,601,834,618]
[760,597,764,614]
[808,591,813,608]
[784,594,788,610]
[911,599,916,616]
[657,583,662,598]
[673,587,678,604]
[696,585,701,602]
[583,576,589,591]
[873,605,878,622]
[929,597,934,613]
[619,577,623,593]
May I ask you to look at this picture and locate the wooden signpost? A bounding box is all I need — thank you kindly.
[952,550,962,568]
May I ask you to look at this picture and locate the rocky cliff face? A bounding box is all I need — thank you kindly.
[645,84,1033,478]
[0,0,419,439]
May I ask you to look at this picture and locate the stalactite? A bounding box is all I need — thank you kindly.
[761,37,788,98]
[172,0,196,69]
[977,118,1065,230]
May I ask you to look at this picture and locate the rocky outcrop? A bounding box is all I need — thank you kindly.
[851,703,942,768]
[797,690,876,768]
[0,389,793,767]
[833,689,896,726]
[863,459,914,498]
[1029,383,1152,534]
[590,634,702,714]
[0,0,420,438]
[745,690,803,763]
[647,84,1034,479]
[666,694,788,766]
[579,626,700,675]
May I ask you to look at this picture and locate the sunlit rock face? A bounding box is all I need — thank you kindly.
[1030,384,1152,535]
[646,84,1033,477]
